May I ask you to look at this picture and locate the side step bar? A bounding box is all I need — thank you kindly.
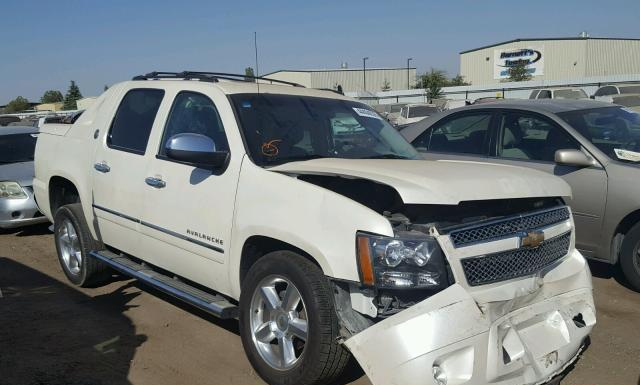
[90,250,238,319]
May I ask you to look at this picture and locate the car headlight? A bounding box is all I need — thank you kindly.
[356,232,447,289]
[0,181,27,199]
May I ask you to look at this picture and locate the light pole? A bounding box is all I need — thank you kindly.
[407,58,413,89]
[362,57,369,91]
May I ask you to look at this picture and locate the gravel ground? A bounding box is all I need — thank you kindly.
[1,223,639,385]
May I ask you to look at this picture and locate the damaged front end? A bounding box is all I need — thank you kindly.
[335,202,595,385]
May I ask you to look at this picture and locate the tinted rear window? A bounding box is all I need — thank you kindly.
[107,89,164,154]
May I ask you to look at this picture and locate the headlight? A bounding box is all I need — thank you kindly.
[356,232,448,289]
[0,181,27,199]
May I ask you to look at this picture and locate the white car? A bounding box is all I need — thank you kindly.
[395,103,440,127]
[529,88,589,100]
[34,71,594,385]
[593,84,640,101]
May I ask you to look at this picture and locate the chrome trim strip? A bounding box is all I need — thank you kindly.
[444,205,571,248]
[90,251,236,318]
[92,204,224,253]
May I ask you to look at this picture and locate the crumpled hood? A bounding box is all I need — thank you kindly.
[269,158,571,205]
[0,161,35,187]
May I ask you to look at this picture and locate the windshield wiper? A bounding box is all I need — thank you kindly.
[363,154,411,160]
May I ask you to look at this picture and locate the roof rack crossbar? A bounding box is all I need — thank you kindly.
[132,71,304,87]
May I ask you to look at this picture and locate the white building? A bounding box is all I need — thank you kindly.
[263,67,417,93]
[460,37,640,85]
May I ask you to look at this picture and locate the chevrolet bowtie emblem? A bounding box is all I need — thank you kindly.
[520,230,545,248]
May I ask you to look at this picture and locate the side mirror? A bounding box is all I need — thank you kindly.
[165,133,229,169]
[554,149,595,168]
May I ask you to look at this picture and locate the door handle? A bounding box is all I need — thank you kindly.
[145,176,166,189]
[94,162,110,173]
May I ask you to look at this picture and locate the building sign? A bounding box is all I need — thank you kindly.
[493,47,544,79]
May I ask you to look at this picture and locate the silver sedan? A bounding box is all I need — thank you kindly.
[0,126,48,229]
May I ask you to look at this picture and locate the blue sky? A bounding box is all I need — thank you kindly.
[1,0,639,104]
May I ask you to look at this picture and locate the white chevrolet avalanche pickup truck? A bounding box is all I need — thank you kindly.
[34,71,595,385]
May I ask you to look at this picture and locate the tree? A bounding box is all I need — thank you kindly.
[419,69,447,100]
[507,62,532,82]
[244,67,255,82]
[447,75,470,86]
[63,80,83,110]
[4,96,31,113]
[381,79,391,91]
[40,90,64,103]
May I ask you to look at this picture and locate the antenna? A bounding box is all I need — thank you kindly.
[254,31,260,93]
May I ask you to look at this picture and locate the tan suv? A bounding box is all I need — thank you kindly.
[402,99,640,291]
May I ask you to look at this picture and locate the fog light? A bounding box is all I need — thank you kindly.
[433,364,447,385]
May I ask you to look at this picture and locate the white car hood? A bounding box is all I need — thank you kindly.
[270,158,571,205]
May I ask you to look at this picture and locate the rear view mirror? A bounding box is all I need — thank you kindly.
[165,133,229,169]
[554,149,595,168]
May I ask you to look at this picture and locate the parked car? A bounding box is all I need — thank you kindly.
[529,88,589,100]
[402,99,640,291]
[593,84,640,100]
[34,72,594,385]
[603,94,640,113]
[0,115,21,126]
[394,103,440,128]
[472,96,504,104]
[0,126,48,229]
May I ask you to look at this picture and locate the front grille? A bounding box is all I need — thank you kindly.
[461,232,571,286]
[448,207,570,248]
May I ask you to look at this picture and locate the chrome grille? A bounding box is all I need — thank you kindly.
[448,207,570,248]
[461,232,571,286]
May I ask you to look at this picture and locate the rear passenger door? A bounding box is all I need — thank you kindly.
[138,87,242,291]
[412,111,495,161]
[488,110,608,256]
[92,87,165,257]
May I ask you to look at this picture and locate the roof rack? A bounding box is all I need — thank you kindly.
[132,71,305,87]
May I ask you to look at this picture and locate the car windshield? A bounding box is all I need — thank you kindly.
[408,106,438,118]
[230,94,419,166]
[558,106,640,163]
[0,133,37,164]
[619,86,640,94]
[554,89,587,99]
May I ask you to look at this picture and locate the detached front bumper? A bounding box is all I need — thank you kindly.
[344,251,595,385]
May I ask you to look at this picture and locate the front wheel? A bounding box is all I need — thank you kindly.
[239,251,349,385]
[620,222,640,292]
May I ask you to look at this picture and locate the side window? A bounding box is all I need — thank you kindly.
[159,92,229,156]
[497,113,579,162]
[413,113,491,155]
[537,90,552,99]
[529,90,539,99]
[595,86,616,97]
[108,89,164,154]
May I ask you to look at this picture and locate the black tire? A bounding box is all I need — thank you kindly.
[53,203,107,287]
[239,251,350,385]
[620,222,640,292]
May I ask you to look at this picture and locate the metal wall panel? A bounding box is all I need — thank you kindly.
[263,69,416,93]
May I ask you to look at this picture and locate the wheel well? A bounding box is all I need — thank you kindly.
[239,236,321,285]
[49,176,80,215]
[612,209,640,262]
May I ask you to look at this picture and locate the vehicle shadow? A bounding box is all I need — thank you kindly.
[587,259,637,292]
[0,257,145,385]
[0,222,52,237]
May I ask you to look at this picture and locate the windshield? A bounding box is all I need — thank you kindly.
[554,89,587,99]
[620,86,640,94]
[230,94,419,166]
[0,133,37,164]
[408,106,438,118]
[558,106,640,163]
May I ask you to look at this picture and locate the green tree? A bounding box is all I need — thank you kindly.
[447,75,470,86]
[419,68,447,99]
[4,96,31,113]
[507,62,532,82]
[62,80,83,110]
[244,67,255,81]
[40,90,64,103]
[381,78,391,91]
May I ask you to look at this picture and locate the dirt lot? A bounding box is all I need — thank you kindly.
[1,224,639,385]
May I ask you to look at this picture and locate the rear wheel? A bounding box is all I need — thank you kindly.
[239,251,349,385]
[54,203,107,287]
[620,222,640,292]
